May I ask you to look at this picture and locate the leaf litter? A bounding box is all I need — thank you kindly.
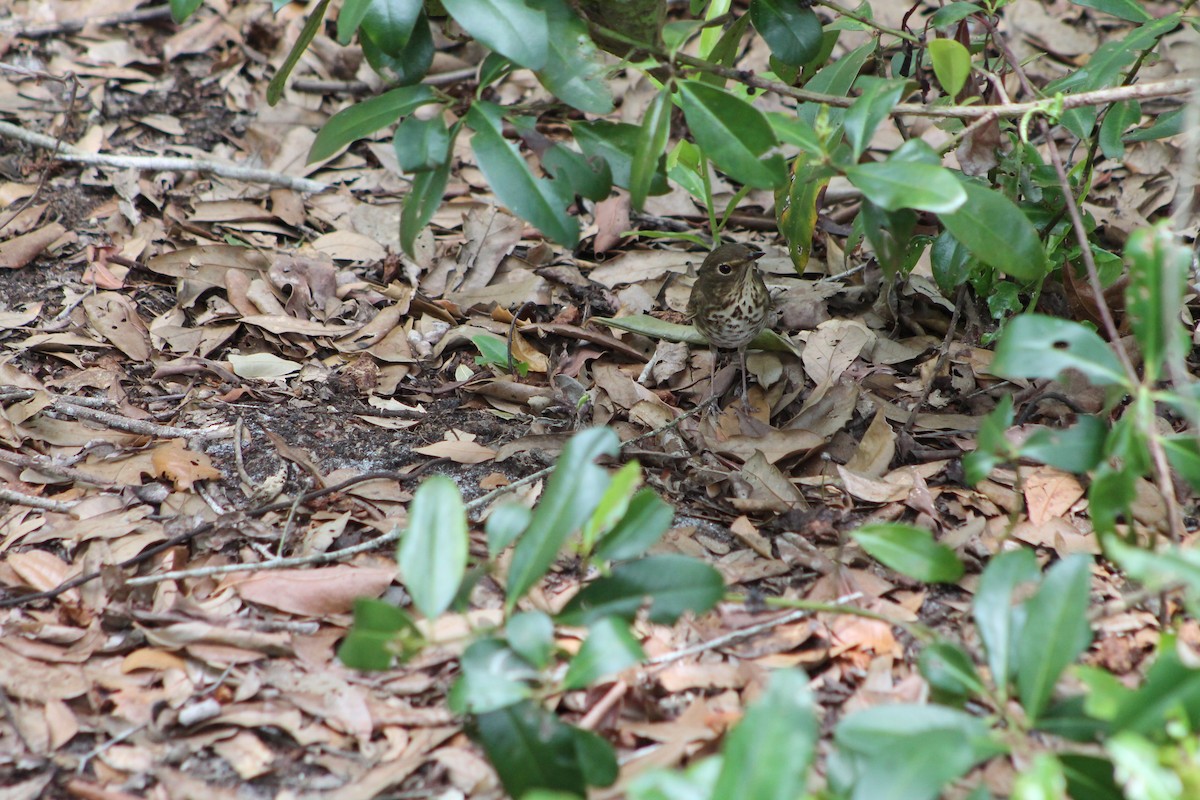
[0,0,1193,796]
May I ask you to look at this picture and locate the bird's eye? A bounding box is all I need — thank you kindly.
[717,263,733,275]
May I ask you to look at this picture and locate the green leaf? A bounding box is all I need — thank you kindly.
[1060,754,1123,800]
[450,638,537,714]
[401,147,452,256]
[843,77,907,160]
[963,394,1015,486]
[678,80,788,190]
[1019,415,1107,473]
[394,114,450,173]
[834,704,1005,800]
[506,428,620,606]
[940,181,1046,281]
[1163,435,1200,492]
[1017,555,1093,722]
[920,642,986,700]
[359,0,422,57]
[467,103,580,247]
[532,0,613,114]
[1127,108,1183,142]
[852,523,964,583]
[268,0,331,106]
[170,0,204,23]
[397,474,468,618]
[542,145,612,202]
[486,502,532,556]
[1111,634,1200,734]
[580,461,642,553]
[1107,733,1181,799]
[1126,222,1189,384]
[593,314,799,354]
[928,38,971,98]
[930,2,984,28]
[776,154,832,271]
[363,7,432,84]
[337,0,372,43]
[562,617,645,690]
[441,0,548,69]
[1098,99,1141,160]
[798,41,873,126]
[931,229,976,294]
[766,112,826,157]
[472,700,591,797]
[1012,753,1067,800]
[309,84,436,163]
[338,598,423,670]
[749,0,823,66]
[1070,0,1151,22]
[973,548,1038,701]
[558,555,725,626]
[574,120,670,193]
[845,162,967,214]
[713,670,817,800]
[594,489,674,562]
[507,610,555,669]
[632,91,672,212]
[991,314,1126,387]
[473,332,528,375]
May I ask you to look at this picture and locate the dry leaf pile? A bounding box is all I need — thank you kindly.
[0,0,1195,797]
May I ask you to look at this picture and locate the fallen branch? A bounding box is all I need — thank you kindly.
[0,120,328,193]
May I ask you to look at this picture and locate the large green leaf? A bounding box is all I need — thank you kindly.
[309,84,436,163]
[506,428,620,606]
[1125,222,1189,383]
[467,102,580,247]
[973,548,1038,701]
[532,0,613,114]
[441,0,549,69]
[1017,555,1093,722]
[678,80,787,189]
[928,38,971,98]
[713,670,817,800]
[359,0,423,56]
[558,555,724,626]
[562,617,645,689]
[593,488,674,562]
[919,642,986,700]
[574,120,670,193]
[1070,0,1150,21]
[852,523,964,583]
[631,91,671,212]
[940,181,1046,281]
[843,77,906,160]
[337,598,423,670]
[1111,634,1200,734]
[361,9,434,85]
[991,314,1126,387]
[472,701,590,797]
[397,474,468,619]
[449,638,537,714]
[846,162,966,214]
[394,114,450,173]
[268,0,331,106]
[749,0,823,66]
[400,122,457,255]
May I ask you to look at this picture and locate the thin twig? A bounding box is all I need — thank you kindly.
[0,120,327,193]
[4,4,173,38]
[0,487,77,512]
[292,67,478,95]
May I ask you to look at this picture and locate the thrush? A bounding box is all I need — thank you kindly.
[686,243,769,407]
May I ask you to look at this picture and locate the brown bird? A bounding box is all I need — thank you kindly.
[686,243,769,407]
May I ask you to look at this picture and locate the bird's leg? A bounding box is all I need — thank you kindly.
[738,346,750,411]
[707,344,718,406]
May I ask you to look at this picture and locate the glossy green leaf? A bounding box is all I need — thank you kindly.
[268,0,331,106]
[749,0,823,66]
[928,38,971,98]
[472,700,589,797]
[843,77,906,160]
[1089,464,1138,537]
[845,162,966,214]
[359,0,422,56]
[963,395,1015,486]
[506,428,620,607]
[713,669,817,800]
[930,2,983,28]
[541,145,612,202]
[1163,435,1200,491]
[394,114,449,173]
[920,642,986,700]
[1012,753,1067,800]
[558,555,725,626]
[1127,108,1183,142]
[397,474,468,619]
[1020,415,1107,473]
[441,0,548,69]
[1060,754,1123,800]
[337,598,423,670]
[766,112,826,156]
[360,8,434,84]
[450,638,537,714]
[798,41,873,126]
[632,91,672,212]
[401,148,452,256]
[507,610,555,669]
[563,617,644,689]
[574,120,670,193]
[991,314,1126,387]
[834,704,1004,800]
[940,181,1046,281]
[580,461,641,553]
[170,0,203,22]
[1070,0,1151,22]
[860,202,920,280]
[1126,222,1189,383]
[973,548,1038,701]
[532,0,612,114]
[852,523,964,583]
[1098,99,1141,160]
[594,489,674,562]
[337,0,372,42]
[930,229,976,294]
[309,84,436,163]
[776,155,831,272]
[1017,555,1093,722]
[467,102,579,247]
[678,80,787,189]
[1111,634,1200,734]
[486,502,532,557]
